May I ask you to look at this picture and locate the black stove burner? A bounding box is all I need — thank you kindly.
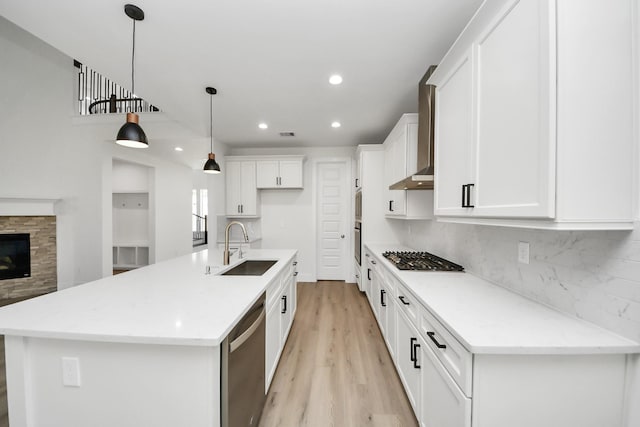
[382,251,464,272]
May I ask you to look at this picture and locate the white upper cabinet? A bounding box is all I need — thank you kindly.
[430,0,635,229]
[256,156,304,189]
[433,53,475,216]
[383,114,434,219]
[225,160,259,217]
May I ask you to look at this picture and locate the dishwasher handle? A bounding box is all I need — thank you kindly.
[229,306,265,353]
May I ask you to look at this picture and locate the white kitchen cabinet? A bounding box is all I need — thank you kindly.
[265,296,281,391]
[225,160,259,217]
[431,0,635,229]
[433,52,474,216]
[265,257,297,391]
[256,156,304,189]
[396,306,421,417]
[383,114,434,220]
[419,336,471,427]
[364,245,633,427]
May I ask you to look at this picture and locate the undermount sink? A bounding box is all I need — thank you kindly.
[221,260,278,276]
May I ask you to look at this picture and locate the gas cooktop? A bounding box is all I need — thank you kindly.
[382,251,464,272]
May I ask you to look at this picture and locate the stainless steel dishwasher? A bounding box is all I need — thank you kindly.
[221,293,266,427]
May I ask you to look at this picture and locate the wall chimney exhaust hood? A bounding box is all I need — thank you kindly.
[390,65,437,190]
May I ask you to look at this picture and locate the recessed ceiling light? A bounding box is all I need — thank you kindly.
[258,123,268,129]
[329,74,343,85]
[331,121,341,128]
[174,147,183,152]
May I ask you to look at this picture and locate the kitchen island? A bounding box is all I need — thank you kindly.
[0,248,297,427]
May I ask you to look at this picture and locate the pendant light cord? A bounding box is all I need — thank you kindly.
[210,93,214,152]
[131,19,136,111]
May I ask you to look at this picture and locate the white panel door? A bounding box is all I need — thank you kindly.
[240,161,257,215]
[316,161,348,280]
[473,0,555,218]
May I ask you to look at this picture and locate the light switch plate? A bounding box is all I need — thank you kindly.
[518,241,530,264]
[62,357,81,387]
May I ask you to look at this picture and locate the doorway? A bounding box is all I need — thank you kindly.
[315,160,350,281]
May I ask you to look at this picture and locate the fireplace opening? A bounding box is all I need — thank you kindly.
[0,234,31,280]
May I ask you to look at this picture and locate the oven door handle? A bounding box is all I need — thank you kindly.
[229,306,265,353]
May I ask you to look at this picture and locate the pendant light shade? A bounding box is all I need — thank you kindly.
[203,153,221,174]
[116,4,148,148]
[203,87,221,174]
[116,112,148,148]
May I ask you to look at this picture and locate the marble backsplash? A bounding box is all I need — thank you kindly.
[400,220,640,343]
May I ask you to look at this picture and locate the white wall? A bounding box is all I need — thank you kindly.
[229,146,356,281]
[0,17,193,288]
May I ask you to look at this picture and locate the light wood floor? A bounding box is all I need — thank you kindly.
[259,281,418,427]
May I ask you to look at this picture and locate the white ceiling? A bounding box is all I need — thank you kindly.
[0,0,481,166]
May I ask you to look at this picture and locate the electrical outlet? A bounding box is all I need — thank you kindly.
[518,241,530,265]
[62,357,81,387]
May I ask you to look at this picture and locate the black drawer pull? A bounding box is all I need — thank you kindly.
[398,295,410,305]
[281,295,287,314]
[293,271,298,276]
[461,184,475,208]
[367,268,371,280]
[410,337,417,362]
[380,289,386,307]
[427,331,447,349]
[413,343,421,369]
[293,261,298,266]
[389,200,394,212]
[371,260,376,265]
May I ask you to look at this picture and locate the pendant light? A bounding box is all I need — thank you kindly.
[203,87,221,174]
[116,4,148,148]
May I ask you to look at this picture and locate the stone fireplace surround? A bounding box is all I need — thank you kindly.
[0,199,58,299]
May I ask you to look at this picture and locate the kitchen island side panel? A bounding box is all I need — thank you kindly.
[5,336,220,427]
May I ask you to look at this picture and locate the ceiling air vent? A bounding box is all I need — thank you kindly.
[279,131,295,137]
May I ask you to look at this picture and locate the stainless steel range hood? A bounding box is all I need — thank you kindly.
[390,65,436,190]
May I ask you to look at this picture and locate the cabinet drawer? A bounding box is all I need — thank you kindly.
[395,283,418,325]
[382,268,397,297]
[420,335,471,427]
[419,306,472,397]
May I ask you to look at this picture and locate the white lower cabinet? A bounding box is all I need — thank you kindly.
[419,336,471,427]
[366,248,629,427]
[265,257,297,392]
[396,307,421,416]
[265,299,281,391]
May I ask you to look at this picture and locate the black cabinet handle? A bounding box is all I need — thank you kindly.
[371,260,376,265]
[281,295,287,314]
[380,289,386,307]
[293,261,298,266]
[399,295,410,305]
[461,184,475,208]
[389,200,394,212]
[410,337,417,362]
[355,178,359,187]
[367,268,371,280]
[237,204,241,213]
[240,204,244,214]
[293,271,298,276]
[413,343,421,369]
[356,274,359,279]
[427,331,447,349]
[365,253,370,258]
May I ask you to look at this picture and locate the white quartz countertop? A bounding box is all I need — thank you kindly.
[0,249,296,347]
[365,243,639,355]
